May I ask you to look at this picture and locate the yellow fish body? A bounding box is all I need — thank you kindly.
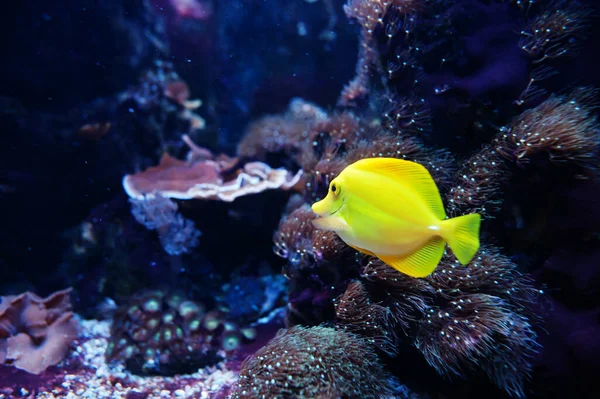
[311,157,481,278]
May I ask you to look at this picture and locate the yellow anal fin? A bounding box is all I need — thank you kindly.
[351,157,446,219]
[347,243,377,257]
[312,216,350,232]
[378,236,446,278]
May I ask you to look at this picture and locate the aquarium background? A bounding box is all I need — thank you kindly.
[1,0,599,398]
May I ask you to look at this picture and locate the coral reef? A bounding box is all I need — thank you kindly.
[2,0,599,398]
[518,0,592,64]
[230,325,403,399]
[232,1,600,398]
[251,97,582,397]
[0,288,78,374]
[106,289,257,376]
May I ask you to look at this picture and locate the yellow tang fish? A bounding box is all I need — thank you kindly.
[311,157,481,278]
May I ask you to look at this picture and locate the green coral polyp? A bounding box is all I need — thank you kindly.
[241,327,257,341]
[189,319,201,331]
[124,346,135,359]
[162,313,174,323]
[178,300,201,318]
[132,328,148,341]
[223,321,237,332]
[163,328,173,341]
[147,318,160,329]
[203,312,221,331]
[166,294,184,309]
[143,298,161,313]
[106,289,258,376]
[221,332,241,351]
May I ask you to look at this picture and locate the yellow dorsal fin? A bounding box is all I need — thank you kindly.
[350,157,446,220]
[377,236,446,278]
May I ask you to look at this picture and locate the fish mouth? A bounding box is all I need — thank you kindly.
[312,197,343,217]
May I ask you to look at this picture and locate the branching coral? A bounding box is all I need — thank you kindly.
[230,325,401,399]
[415,293,538,398]
[514,0,592,108]
[0,288,78,374]
[130,194,201,255]
[106,289,257,376]
[273,205,319,273]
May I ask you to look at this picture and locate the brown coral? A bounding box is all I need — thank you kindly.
[123,136,302,202]
[447,88,600,217]
[0,288,78,374]
[330,245,541,398]
[236,98,328,162]
[230,325,398,399]
[518,0,592,63]
[497,87,600,168]
[333,280,398,355]
[273,205,318,272]
[445,144,508,217]
[274,204,359,278]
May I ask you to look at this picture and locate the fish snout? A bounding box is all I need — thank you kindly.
[311,200,326,215]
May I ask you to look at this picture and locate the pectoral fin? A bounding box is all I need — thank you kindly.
[378,236,446,278]
[312,216,350,232]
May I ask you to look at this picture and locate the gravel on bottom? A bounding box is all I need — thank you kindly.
[0,318,238,399]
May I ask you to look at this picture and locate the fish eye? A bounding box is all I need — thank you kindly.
[331,183,339,194]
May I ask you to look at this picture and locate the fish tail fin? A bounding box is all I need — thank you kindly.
[442,213,481,265]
